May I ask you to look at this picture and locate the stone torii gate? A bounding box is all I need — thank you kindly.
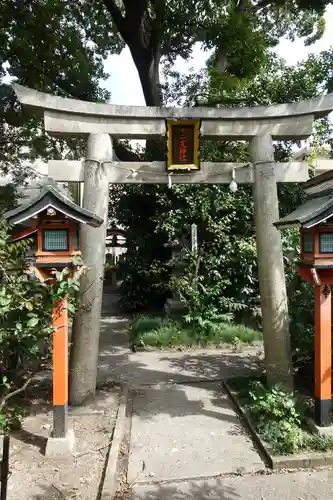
[12,84,333,399]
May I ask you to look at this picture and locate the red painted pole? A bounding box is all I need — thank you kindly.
[314,284,332,426]
[51,296,69,437]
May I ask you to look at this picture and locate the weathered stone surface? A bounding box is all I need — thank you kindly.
[13,83,333,120]
[12,84,333,141]
[127,383,264,483]
[45,428,75,457]
[250,134,292,388]
[69,134,111,405]
[44,111,313,140]
[202,115,313,140]
[44,110,166,138]
[131,469,333,499]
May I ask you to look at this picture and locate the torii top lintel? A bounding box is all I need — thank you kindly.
[12,84,333,141]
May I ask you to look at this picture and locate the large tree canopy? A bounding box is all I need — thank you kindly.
[0,0,330,172]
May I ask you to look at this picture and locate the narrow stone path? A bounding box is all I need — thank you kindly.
[98,302,332,499]
[98,301,268,493]
[128,382,264,484]
[130,468,333,499]
[98,315,263,387]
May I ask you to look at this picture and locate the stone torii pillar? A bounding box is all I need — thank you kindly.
[12,84,333,396]
[69,134,111,404]
[250,134,291,387]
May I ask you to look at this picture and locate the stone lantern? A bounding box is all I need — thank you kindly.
[3,180,102,455]
[275,169,333,428]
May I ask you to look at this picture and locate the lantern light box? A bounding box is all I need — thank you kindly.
[4,181,102,269]
[166,119,201,172]
[275,170,333,270]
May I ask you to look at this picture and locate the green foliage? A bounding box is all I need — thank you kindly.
[232,377,333,455]
[0,0,124,183]
[117,185,172,312]
[130,315,262,350]
[0,220,80,432]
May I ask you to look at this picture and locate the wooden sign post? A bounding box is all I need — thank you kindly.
[52,297,69,439]
[314,284,332,426]
[191,223,198,254]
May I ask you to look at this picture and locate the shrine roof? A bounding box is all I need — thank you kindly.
[302,169,333,197]
[274,194,333,229]
[3,180,102,227]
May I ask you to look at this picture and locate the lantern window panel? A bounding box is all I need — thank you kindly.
[302,232,313,253]
[42,229,69,252]
[319,232,333,254]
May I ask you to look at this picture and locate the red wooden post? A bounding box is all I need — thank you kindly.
[314,284,332,427]
[51,296,69,437]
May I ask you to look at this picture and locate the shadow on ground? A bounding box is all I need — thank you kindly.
[20,293,262,447]
[97,304,263,426]
[31,484,73,499]
[11,428,47,454]
[127,478,240,500]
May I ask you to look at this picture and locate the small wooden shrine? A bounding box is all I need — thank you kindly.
[275,169,333,427]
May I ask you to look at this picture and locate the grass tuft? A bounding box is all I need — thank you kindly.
[130,315,262,349]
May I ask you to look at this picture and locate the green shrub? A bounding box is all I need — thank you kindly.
[131,315,164,336]
[130,315,262,349]
[236,378,333,455]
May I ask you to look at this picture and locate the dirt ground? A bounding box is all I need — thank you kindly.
[5,383,120,500]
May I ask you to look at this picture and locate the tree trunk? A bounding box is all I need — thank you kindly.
[129,46,162,107]
[129,42,165,160]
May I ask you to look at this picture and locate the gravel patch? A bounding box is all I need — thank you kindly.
[5,386,120,500]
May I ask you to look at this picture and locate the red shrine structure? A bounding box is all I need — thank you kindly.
[275,169,333,427]
[3,180,102,452]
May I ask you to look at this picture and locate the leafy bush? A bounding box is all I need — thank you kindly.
[0,220,80,432]
[130,314,262,349]
[235,378,333,455]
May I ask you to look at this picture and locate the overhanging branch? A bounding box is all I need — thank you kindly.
[102,0,128,38]
[253,0,273,11]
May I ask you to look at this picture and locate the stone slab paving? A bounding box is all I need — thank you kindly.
[127,382,264,483]
[131,469,333,499]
